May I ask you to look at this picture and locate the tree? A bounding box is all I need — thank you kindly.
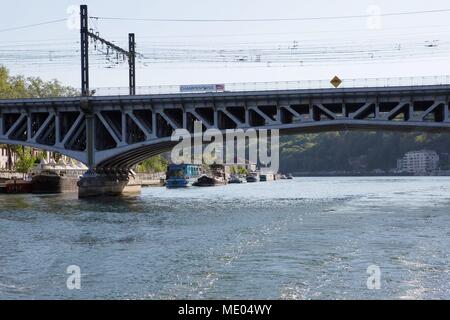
[15,147,37,176]
[230,165,248,175]
[1,65,79,171]
[279,131,450,174]
[136,155,168,173]
[0,65,78,99]
[237,166,248,175]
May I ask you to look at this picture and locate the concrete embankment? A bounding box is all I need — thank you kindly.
[136,173,166,187]
[1,171,166,196]
[77,173,142,198]
[0,171,23,180]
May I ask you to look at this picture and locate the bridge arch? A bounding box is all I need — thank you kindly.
[0,138,87,164]
[93,119,450,170]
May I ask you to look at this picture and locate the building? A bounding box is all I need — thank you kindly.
[397,150,440,175]
[0,146,17,170]
[0,146,43,171]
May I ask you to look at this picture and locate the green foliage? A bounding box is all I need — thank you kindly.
[230,165,248,175]
[280,131,450,173]
[237,167,248,175]
[136,155,168,173]
[0,65,79,99]
[34,150,48,164]
[15,147,37,174]
[1,66,78,171]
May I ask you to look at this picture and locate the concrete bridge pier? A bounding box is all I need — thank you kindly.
[77,102,142,198]
[77,170,141,198]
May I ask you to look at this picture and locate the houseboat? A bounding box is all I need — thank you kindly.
[31,158,86,194]
[166,164,202,188]
[260,172,275,182]
[246,171,260,183]
[3,178,32,194]
[228,174,246,184]
[193,164,228,187]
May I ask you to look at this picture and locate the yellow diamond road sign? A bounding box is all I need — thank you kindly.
[330,76,342,88]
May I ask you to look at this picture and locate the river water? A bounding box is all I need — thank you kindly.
[0,177,449,300]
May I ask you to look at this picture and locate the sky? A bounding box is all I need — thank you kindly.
[1,0,450,90]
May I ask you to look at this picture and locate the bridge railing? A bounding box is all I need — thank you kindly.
[92,75,450,96]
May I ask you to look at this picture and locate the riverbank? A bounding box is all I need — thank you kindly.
[291,172,448,177]
[0,171,166,195]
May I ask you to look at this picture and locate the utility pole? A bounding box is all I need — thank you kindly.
[79,5,139,96]
[129,33,136,95]
[80,4,89,97]
[79,4,139,170]
[80,5,94,169]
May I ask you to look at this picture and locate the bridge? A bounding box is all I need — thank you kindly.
[1,78,450,196]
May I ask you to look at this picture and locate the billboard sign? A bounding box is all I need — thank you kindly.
[180,84,225,93]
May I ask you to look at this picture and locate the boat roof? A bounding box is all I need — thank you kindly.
[168,163,202,168]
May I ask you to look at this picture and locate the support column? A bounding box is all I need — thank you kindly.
[55,112,61,145]
[375,103,380,119]
[78,173,141,198]
[445,102,450,122]
[244,107,249,126]
[85,113,95,169]
[215,110,219,128]
[182,108,187,129]
[80,94,95,170]
[151,111,157,138]
[408,102,414,121]
[309,103,314,121]
[276,106,281,123]
[342,103,347,118]
[77,100,142,197]
[27,113,32,141]
[121,111,127,144]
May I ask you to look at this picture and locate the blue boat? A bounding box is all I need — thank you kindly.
[166,164,202,188]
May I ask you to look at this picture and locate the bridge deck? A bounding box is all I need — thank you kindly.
[1,84,450,106]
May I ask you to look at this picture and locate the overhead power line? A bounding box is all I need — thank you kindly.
[0,18,67,33]
[2,35,449,68]
[90,8,450,23]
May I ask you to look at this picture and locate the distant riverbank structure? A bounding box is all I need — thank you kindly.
[0,146,41,171]
[0,146,16,170]
[396,150,440,175]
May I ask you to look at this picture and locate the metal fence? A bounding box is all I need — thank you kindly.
[135,172,166,180]
[0,171,24,180]
[92,75,450,97]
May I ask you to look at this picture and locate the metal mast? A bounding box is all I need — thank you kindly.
[79,5,138,96]
[80,5,89,96]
